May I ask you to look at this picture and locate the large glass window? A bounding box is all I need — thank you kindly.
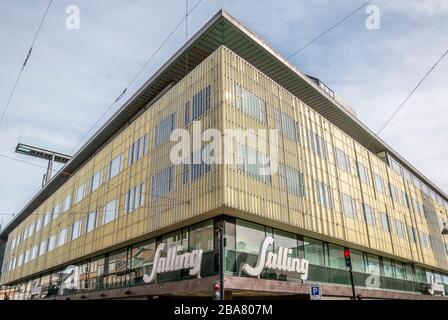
[335,148,351,173]
[304,237,325,266]
[235,84,266,124]
[108,154,122,180]
[75,184,86,204]
[382,258,394,277]
[151,166,175,200]
[236,143,271,184]
[38,239,47,256]
[57,228,67,247]
[373,173,384,193]
[154,112,176,147]
[189,220,214,252]
[380,212,390,232]
[107,249,129,274]
[62,195,71,213]
[341,193,356,217]
[328,244,346,270]
[308,131,327,159]
[395,219,405,238]
[103,199,117,225]
[235,219,266,254]
[71,220,81,240]
[130,239,156,269]
[86,211,97,233]
[90,170,102,192]
[48,235,56,252]
[356,161,369,184]
[275,109,300,143]
[363,204,375,226]
[350,250,365,273]
[366,254,380,275]
[394,261,405,280]
[192,85,212,121]
[313,180,333,208]
[278,164,306,197]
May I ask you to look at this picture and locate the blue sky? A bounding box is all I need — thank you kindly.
[0,0,447,228]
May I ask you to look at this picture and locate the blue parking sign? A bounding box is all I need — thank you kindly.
[310,284,321,300]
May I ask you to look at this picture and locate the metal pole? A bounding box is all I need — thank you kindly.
[218,227,224,300]
[349,267,356,300]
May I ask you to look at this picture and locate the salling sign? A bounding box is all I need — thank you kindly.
[143,243,203,283]
[243,236,310,280]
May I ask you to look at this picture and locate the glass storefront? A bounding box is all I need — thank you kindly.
[3,215,448,299]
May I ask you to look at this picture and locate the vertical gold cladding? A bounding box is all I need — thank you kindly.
[2,46,448,286]
[1,49,222,285]
[220,46,447,272]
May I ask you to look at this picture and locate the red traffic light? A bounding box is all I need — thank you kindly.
[213,283,221,290]
[344,248,351,258]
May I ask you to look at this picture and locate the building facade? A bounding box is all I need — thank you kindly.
[1,11,448,300]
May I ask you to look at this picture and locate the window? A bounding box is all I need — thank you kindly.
[108,250,129,274]
[190,220,214,252]
[31,245,38,260]
[335,148,351,172]
[151,166,175,201]
[109,154,122,180]
[382,258,394,278]
[48,235,56,252]
[275,109,300,143]
[356,161,369,184]
[192,85,212,121]
[328,244,346,270]
[124,183,146,214]
[62,195,71,213]
[102,199,118,225]
[130,240,156,271]
[389,157,402,175]
[341,193,356,217]
[52,204,61,220]
[17,253,24,267]
[90,170,102,192]
[363,204,375,226]
[389,184,400,204]
[43,212,52,226]
[395,220,405,239]
[236,219,267,254]
[308,131,327,158]
[154,112,176,147]
[184,101,190,126]
[373,173,384,193]
[24,250,30,264]
[57,228,67,247]
[71,220,81,240]
[236,143,271,184]
[313,180,333,208]
[191,145,212,182]
[380,212,390,232]
[39,240,47,256]
[75,184,86,204]
[86,211,97,233]
[278,164,306,197]
[304,237,325,266]
[235,84,266,124]
[128,134,149,165]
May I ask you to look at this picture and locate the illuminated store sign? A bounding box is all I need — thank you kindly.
[143,243,203,283]
[243,236,309,280]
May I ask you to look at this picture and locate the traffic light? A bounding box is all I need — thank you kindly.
[344,248,352,269]
[213,281,221,300]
